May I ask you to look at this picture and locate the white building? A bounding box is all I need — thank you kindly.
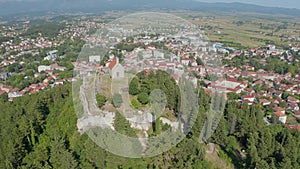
[153,50,164,59]
[38,65,51,73]
[44,50,58,61]
[108,57,124,79]
[89,55,101,63]
[274,112,287,124]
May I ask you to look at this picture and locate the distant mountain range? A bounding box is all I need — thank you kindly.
[0,0,300,17]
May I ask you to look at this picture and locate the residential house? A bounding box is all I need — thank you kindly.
[44,50,58,61]
[1,60,15,66]
[55,80,64,85]
[293,110,300,118]
[244,88,255,95]
[286,125,300,131]
[273,91,283,98]
[38,65,51,73]
[242,95,256,102]
[260,99,271,106]
[287,96,299,103]
[272,106,287,124]
[89,55,101,63]
[274,106,286,114]
[274,97,284,104]
[1,85,12,93]
[0,90,6,96]
[29,84,38,90]
[181,58,190,66]
[153,50,164,59]
[293,88,300,95]
[50,64,66,71]
[273,111,287,124]
[287,102,299,111]
[8,88,21,98]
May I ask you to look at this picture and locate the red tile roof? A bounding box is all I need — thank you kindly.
[288,96,298,102]
[11,88,19,93]
[274,111,286,117]
[286,125,300,131]
[2,85,12,89]
[108,58,117,69]
[260,99,270,104]
[274,106,285,113]
[294,110,300,116]
[19,91,26,95]
[0,90,6,95]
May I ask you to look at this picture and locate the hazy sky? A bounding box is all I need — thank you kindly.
[0,0,299,9]
[197,0,300,9]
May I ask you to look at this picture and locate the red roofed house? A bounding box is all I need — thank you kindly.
[50,64,66,71]
[181,58,190,66]
[1,85,12,93]
[273,106,287,124]
[273,111,287,124]
[287,96,299,103]
[293,110,300,118]
[244,88,255,95]
[260,99,271,106]
[55,80,64,85]
[8,88,21,98]
[273,106,285,114]
[286,125,300,131]
[242,95,256,102]
[108,57,124,79]
[287,102,299,111]
[0,90,6,96]
[30,84,38,89]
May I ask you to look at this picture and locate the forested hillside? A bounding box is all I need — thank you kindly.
[23,22,65,38]
[0,85,213,169]
[0,84,299,168]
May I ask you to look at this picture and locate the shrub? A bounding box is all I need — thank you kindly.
[131,98,140,109]
[96,94,106,108]
[137,92,149,105]
[112,93,123,108]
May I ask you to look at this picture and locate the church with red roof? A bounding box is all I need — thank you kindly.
[108,57,124,79]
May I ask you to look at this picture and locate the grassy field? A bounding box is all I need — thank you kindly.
[99,74,112,98]
[177,12,300,48]
[101,11,300,48]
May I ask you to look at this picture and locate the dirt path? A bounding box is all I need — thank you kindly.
[205,144,234,169]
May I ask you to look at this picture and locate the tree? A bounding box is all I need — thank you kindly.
[137,92,149,105]
[247,134,259,168]
[256,159,270,169]
[112,93,123,108]
[196,57,204,66]
[131,98,140,109]
[129,77,139,95]
[282,91,290,100]
[0,79,300,169]
[134,70,180,113]
[227,92,239,100]
[96,94,106,108]
[113,111,138,138]
[49,138,78,169]
[0,93,8,102]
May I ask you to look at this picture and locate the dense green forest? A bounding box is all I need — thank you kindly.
[0,84,299,168]
[129,70,180,114]
[23,22,65,38]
